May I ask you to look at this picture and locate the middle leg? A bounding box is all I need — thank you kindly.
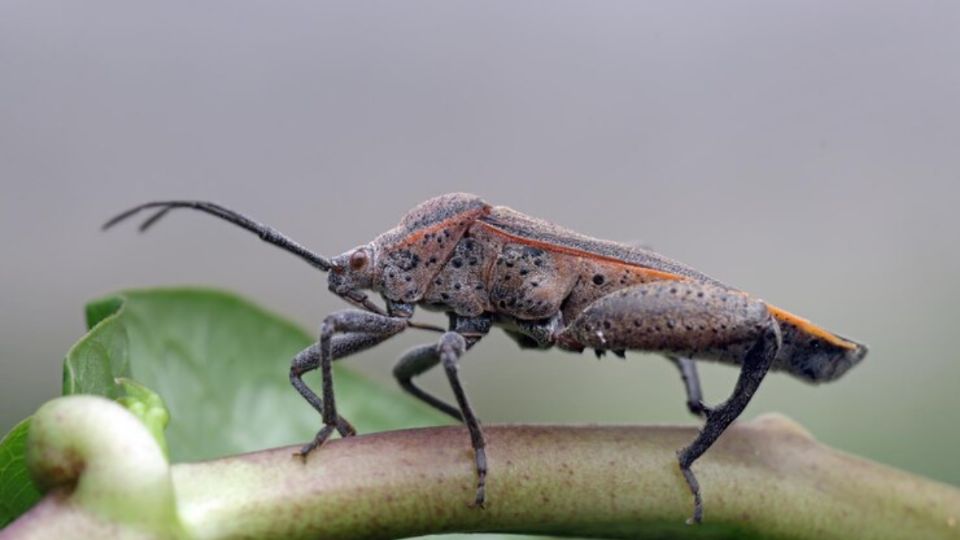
[668,355,710,417]
[392,314,491,421]
[392,314,492,507]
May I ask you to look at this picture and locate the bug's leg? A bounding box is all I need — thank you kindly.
[667,356,710,417]
[292,309,409,457]
[394,315,491,506]
[556,281,782,524]
[677,323,780,523]
[393,344,463,421]
[437,331,488,509]
[291,329,404,441]
[393,315,490,421]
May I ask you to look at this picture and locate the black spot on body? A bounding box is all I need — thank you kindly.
[592,274,605,285]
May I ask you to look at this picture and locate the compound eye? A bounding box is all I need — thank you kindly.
[349,250,368,271]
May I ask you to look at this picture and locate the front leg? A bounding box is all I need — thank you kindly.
[292,309,409,457]
[557,281,782,524]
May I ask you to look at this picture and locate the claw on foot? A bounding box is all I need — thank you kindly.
[295,424,336,461]
[295,440,318,459]
[468,487,486,510]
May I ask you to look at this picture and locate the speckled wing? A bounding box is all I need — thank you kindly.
[477,206,729,287]
[477,205,866,382]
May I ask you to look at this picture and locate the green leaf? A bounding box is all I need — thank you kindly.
[64,287,449,462]
[0,417,42,528]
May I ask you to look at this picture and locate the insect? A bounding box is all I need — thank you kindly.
[104,193,867,523]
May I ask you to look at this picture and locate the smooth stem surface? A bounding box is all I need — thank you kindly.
[4,396,960,539]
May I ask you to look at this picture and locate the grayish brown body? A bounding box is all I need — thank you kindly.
[106,192,867,525]
[356,193,864,381]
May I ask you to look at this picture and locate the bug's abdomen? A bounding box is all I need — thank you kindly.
[557,281,774,364]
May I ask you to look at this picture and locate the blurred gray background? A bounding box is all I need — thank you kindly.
[2,1,958,487]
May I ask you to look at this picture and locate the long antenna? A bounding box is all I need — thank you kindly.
[103,200,448,330]
[103,200,333,272]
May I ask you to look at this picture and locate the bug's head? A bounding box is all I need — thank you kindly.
[328,244,377,295]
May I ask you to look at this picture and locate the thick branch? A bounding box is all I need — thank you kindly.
[4,396,959,539]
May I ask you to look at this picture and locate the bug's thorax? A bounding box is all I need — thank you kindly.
[369,193,491,304]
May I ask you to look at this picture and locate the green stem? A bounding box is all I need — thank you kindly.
[4,396,959,539]
[21,396,181,537]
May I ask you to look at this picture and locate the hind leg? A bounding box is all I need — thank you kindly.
[676,324,779,522]
[557,281,782,523]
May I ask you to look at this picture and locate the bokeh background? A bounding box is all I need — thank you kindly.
[2,1,958,488]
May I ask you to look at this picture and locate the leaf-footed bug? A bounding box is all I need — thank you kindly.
[104,193,867,524]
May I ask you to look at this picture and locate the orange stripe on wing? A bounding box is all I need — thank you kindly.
[767,305,858,350]
[476,222,686,282]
